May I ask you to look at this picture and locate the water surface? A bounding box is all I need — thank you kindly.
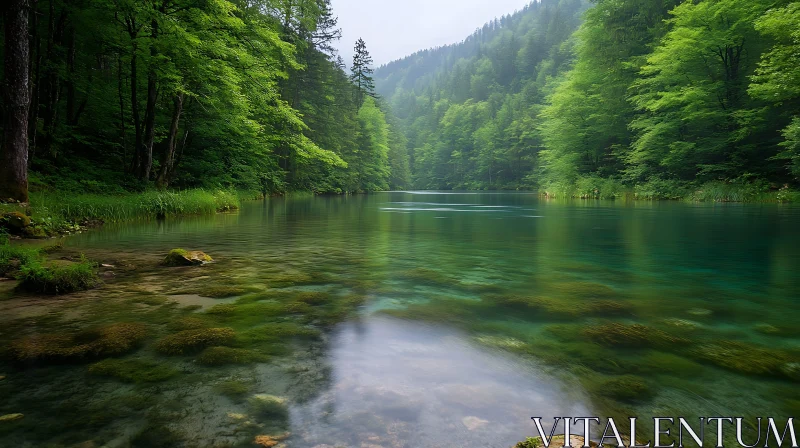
[1,192,798,447]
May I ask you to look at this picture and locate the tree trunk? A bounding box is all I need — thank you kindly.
[139,18,159,181]
[1,0,32,202]
[28,0,41,159]
[129,50,142,174]
[156,92,184,189]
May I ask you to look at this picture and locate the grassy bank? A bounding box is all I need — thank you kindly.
[540,177,800,202]
[0,189,246,237]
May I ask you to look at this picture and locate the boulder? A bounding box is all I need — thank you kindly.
[1,211,31,233]
[162,249,213,266]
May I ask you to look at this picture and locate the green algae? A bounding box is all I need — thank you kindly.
[248,394,289,419]
[582,322,690,348]
[88,358,178,383]
[215,380,252,400]
[9,322,148,364]
[689,340,799,378]
[196,346,267,366]
[154,327,236,355]
[585,374,654,403]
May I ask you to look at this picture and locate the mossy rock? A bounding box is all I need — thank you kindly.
[1,212,31,233]
[10,322,148,364]
[516,435,598,448]
[154,327,235,355]
[16,258,98,294]
[248,394,289,419]
[162,249,212,267]
[292,291,330,305]
[88,358,178,383]
[196,346,266,366]
[690,340,798,378]
[215,380,251,399]
[167,317,208,331]
[583,322,689,348]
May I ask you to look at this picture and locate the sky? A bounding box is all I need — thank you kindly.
[331,0,532,67]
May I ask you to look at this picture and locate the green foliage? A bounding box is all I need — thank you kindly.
[376,0,800,196]
[4,0,402,197]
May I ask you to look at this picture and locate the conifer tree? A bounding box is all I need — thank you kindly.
[350,38,376,106]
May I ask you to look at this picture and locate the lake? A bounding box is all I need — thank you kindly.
[1,192,799,447]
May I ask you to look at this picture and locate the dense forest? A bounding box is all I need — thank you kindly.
[1,0,799,201]
[375,0,800,198]
[0,0,410,201]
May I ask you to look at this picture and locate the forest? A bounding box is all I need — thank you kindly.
[375,0,800,200]
[0,0,410,203]
[1,0,799,202]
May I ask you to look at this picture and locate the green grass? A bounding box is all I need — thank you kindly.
[17,256,98,294]
[30,189,241,222]
[0,189,242,236]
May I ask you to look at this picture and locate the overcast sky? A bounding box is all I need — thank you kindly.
[331,0,532,67]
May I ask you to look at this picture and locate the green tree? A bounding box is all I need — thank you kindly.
[351,38,376,107]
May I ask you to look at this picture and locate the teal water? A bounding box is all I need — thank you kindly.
[1,192,799,447]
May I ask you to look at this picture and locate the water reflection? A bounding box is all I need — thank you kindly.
[290,316,590,448]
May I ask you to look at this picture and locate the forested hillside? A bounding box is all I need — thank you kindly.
[375,0,800,199]
[0,0,409,200]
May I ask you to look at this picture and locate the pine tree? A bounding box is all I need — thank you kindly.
[350,38,376,107]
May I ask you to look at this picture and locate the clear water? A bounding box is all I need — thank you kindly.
[1,192,799,447]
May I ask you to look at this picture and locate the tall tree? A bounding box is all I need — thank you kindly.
[350,38,375,106]
[1,0,32,202]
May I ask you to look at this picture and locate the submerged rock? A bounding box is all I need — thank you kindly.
[162,249,213,266]
[461,416,489,431]
[154,327,235,355]
[687,308,712,317]
[10,322,147,363]
[248,394,289,419]
[254,432,290,447]
[0,413,24,422]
